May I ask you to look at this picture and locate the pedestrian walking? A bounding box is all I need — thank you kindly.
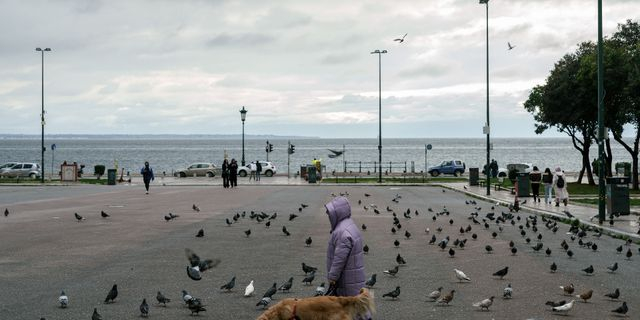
[552,167,569,206]
[542,167,553,204]
[248,162,256,181]
[325,197,366,297]
[229,159,238,188]
[222,159,230,188]
[256,160,262,181]
[140,161,154,194]
[530,166,542,203]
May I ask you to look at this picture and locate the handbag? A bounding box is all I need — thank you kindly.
[324,282,338,296]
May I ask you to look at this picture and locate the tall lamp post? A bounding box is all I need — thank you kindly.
[240,106,247,166]
[479,0,490,196]
[371,49,387,184]
[36,47,51,183]
[596,0,606,223]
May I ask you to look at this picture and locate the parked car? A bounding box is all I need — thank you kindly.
[174,163,220,178]
[496,163,534,177]
[428,160,466,177]
[237,161,277,177]
[0,162,18,170]
[0,163,42,179]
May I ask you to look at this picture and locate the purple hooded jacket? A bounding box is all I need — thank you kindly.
[325,197,365,296]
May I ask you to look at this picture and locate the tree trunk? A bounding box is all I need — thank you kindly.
[570,134,586,184]
[582,132,595,185]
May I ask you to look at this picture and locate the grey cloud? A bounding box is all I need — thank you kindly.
[206,33,276,47]
[398,63,451,78]
[320,53,359,65]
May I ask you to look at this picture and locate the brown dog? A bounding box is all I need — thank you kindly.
[256,288,375,320]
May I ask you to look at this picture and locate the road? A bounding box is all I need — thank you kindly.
[0,185,637,319]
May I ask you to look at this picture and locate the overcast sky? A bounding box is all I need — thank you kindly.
[1,0,639,138]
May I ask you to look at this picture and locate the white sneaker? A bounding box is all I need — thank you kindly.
[145,191,149,194]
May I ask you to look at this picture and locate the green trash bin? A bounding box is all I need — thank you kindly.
[308,166,317,184]
[107,169,117,185]
[517,172,530,197]
[469,168,479,186]
[607,177,630,216]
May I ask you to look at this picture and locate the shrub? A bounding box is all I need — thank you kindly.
[94,165,106,179]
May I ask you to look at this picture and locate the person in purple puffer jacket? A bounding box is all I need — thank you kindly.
[325,196,366,297]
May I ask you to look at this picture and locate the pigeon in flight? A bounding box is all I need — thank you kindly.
[58,290,68,308]
[220,276,236,292]
[104,284,118,303]
[507,42,516,50]
[156,291,170,306]
[382,286,401,300]
[140,298,149,317]
[472,296,494,311]
[185,248,221,281]
[244,280,255,297]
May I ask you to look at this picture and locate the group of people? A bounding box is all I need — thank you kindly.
[221,159,239,188]
[528,166,569,206]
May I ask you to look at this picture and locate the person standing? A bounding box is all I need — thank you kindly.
[325,196,366,298]
[140,161,154,194]
[490,159,499,178]
[222,159,230,188]
[229,158,238,188]
[530,166,542,203]
[542,168,553,204]
[256,160,262,181]
[552,167,569,206]
[248,162,256,181]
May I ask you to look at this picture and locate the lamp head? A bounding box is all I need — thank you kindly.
[240,106,247,121]
[36,48,42,51]
[44,48,51,51]
[479,0,489,4]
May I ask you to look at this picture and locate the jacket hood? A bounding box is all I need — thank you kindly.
[325,197,351,231]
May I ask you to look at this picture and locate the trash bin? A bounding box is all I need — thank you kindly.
[300,166,307,180]
[469,168,479,186]
[107,169,117,185]
[516,172,530,197]
[607,177,630,216]
[308,166,317,184]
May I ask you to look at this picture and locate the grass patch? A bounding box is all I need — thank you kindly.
[0,178,42,184]
[572,198,640,206]
[79,178,108,185]
[321,176,467,184]
[566,182,640,195]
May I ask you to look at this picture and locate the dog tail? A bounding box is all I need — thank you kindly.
[347,288,375,317]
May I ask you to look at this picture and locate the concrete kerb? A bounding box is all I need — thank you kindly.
[436,183,640,242]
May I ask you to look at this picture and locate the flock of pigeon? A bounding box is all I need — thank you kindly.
[3,185,639,319]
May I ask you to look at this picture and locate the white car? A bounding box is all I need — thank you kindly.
[497,163,534,177]
[237,161,277,177]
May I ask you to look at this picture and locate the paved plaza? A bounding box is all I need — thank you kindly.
[0,184,638,319]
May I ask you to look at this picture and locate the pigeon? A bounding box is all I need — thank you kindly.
[256,297,271,309]
[104,284,117,303]
[546,300,567,308]
[74,212,84,222]
[225,218,232,226]
[382,286,401,300]
[140,298,149,317]
[164,215,173,222]
[263,283,277,298]
[244,280,255,297]
[607,262,618,273]
[265,221,271,228]
[507,42,516,50]
[92,308,102,320]
[302,263,317,274]
[278,277,293,292]
[428,287,443,301]
[289,214,298,221]
[394,239,400,248]
[454,269,471,282]
[100,210,109,218]
[156,291,170,306]
[546,247,552,256]
[196,229,204,238]
[391,227,396,234]
[305,237,312,246]
[363,244,369,254]
[472,296,494,311]
[58,290,68,308]
[220,276,236,291]
[393,33,407,43]
[605,288,620,300]
[182,290,193,304]
[582,265,594,275]
[187,298,206,315]
[365,274,377,288]
[503,284,513,299]
[364,193,371,197]
[244,229,251,237]
[396,253,406,265]
[192,204,200,212]
[185,248,221,281]
[611,302,628,316]
[282,226,291,236]
[3,208,8,217]
[560,284,574,295]
[567,249,574,258]
[315,282,325,296]
[383,266,399,276]
[576,289,593,303]
[511,247,517,255]
[492,266,509,279]
[552,300,574,313]
[626,248,633,260]
[485,245,493,254]
[302,271,315,285]
[616,245,623,253]
[301,203,309,208]
[362,224,367,231]
[404,230,411,239]
[550,262,557,273]
[448,248,456,258]
[437,290,456,305]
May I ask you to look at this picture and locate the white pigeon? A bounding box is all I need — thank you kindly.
[454,269,471,282]
[552,300,575,313]
[503,283,513,299]
[472,296,494,310]
[428,287,442,301]
[58,290,69,308]
[315,282,326,296]
[181,290,193,304]
[244,280,255,297]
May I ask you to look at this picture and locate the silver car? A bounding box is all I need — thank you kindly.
[174,163,220,178]
[0,163,42,179]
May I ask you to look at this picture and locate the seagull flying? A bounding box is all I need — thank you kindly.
[394,33,408,43]
[508,42,516,50]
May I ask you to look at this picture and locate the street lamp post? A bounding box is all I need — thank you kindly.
[597,0,606,223]
[479,0,490,196]
[36,47,51,183]
[371,49,387,184]
[240,106,247,167]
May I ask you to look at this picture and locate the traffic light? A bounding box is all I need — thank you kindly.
[269,143,274,152]
[288,144,295,154]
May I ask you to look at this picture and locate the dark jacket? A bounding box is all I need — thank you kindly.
[140,166,154,182]
[256,162,262,173]
[229,162,238,177]
[222,161,229,177]
[325,197,365,297]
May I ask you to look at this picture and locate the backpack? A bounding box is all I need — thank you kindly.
[556,175,565,188]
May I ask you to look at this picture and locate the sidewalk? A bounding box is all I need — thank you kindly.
[440,182,640,240]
